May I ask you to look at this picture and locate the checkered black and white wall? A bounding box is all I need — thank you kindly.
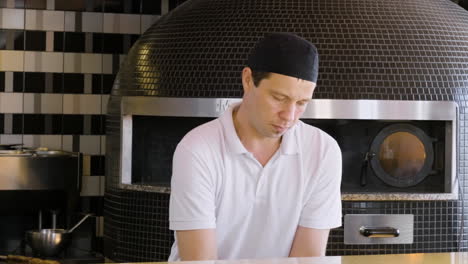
[0,0,176,252]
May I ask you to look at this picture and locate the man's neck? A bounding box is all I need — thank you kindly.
[233,104,281,166]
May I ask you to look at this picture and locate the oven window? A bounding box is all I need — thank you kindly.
[369,123,435,188]
[379,132,426,179]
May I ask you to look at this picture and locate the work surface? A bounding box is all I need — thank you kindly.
[149,252,468,264]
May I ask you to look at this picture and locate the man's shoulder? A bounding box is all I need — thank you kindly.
[296,121,340,153]
[178,118,223,150]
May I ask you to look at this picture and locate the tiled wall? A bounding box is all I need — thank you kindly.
[0,0,161,253]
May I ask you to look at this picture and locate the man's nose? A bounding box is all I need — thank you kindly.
[279,103,295,122]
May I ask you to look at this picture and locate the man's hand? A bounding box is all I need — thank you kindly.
[176,229,218,261]
[288,226,330,257]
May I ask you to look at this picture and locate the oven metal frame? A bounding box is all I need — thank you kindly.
[119,97,458,200]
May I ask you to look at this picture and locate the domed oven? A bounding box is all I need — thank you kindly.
[104,0,468,261]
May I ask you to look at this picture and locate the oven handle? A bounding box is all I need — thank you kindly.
[359,226,400,238]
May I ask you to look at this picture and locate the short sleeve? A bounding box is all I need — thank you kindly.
[299,139,342,229]
[169,143,216,230]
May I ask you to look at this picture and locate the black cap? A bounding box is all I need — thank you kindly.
[247,33,319,83]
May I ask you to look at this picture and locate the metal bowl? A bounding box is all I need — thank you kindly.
[25,229,72,257]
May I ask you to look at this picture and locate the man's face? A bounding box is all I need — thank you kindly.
[242,68,316,139]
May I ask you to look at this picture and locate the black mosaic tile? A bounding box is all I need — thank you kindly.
[92,33,103,53]
[102,34,123,54]
[90,155,105,176]
[52,73,63,93]
[0,29,24,50]
[63,74,84,94]
[23,114,45,134]
[54,32,64,52]
[13,31,24,50]
[12,114,22,134]
[56,0,103,12]
[24,72,45,93]
[25,0,46,9]
[141,0,161,14]
[169,0,187,11]
[14,0,24,8]
[0,72,4,92]
[91,115,104,134]
[123,35,139,53]
[0,31,8,49]
[62,115,84,134]
[21,114,62,134]
[0,114,3,134]
[13,72,23,92]
[102,74,115,94]
[25,31,46,51]
[104,0,141,13]
[92,74,102,94]
[64,32,85,53]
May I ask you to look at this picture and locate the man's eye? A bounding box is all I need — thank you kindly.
[273,95,287,102]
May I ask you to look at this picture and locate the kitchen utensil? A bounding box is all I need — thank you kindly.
[25,229,71,257]
[25,213,93,257]
[0,255,60,264]
[65,214,92,233]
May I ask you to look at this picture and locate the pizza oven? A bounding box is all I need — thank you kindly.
[103,0,468,262]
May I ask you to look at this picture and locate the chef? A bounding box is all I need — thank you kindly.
[168,32,342,261]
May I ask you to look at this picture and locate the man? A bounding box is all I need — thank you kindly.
[168,33,342,261]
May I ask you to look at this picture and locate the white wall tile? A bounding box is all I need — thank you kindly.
[64,11,76,31]
[23,135,62,149]
[102,54,113,74]
[100,176,105,195]
[46,0,54,10]
[79,135,101,155]
[0,92,22,113]
[96,216,104,237]
[5,1,15,8]
[62,135,73,152]
[0,51,24,71]
[162,0,169,15]
[0,134,22,145]
[103,13,140,34]
[63,94,101,114]
[141,15,159,34]
[25,10,64,31]
[0,8,24,29]
[82,12,103,33]
[82,155,91,176]
[64,53,103,74]
[100,136,106,155]
[5,72,13,92]
[24,51,63,72]
[84,74,92,94]
[22,93,39,113]
[23,93,63,114]
[101,95,109,114]
[80,176,102,196]
[46,31,54,51]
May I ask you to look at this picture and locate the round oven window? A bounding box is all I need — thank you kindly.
[369,124,434,188]
[379,132,426,179]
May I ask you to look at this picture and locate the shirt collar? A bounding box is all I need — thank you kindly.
[220,102,249,154]
[220,102,299,155]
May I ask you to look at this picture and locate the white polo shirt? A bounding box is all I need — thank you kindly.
[168,103,342,261]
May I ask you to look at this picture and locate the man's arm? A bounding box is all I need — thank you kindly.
[176,229,218,261]
[288,226,330,257]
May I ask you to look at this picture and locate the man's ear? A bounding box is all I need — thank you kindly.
[241,67,254,94]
